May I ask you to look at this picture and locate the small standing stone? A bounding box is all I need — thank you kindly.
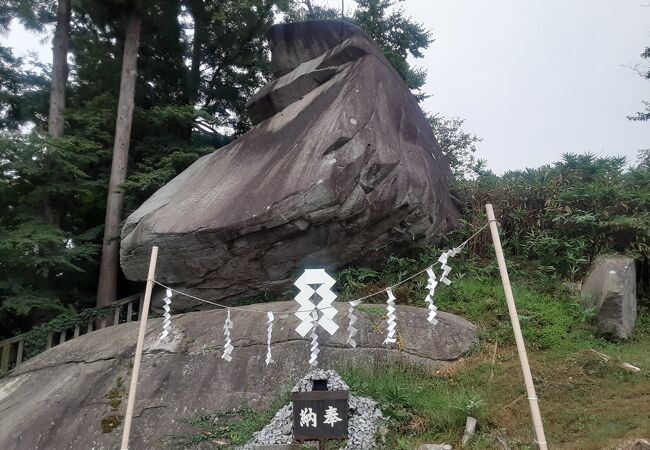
[582,255,637,339]
[461,416,477,447]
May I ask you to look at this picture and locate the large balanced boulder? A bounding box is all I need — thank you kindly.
[0,302,476,450]
[120,20,458,308]
[582,255,637,339]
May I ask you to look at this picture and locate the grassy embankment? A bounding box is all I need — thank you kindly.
[335,253,650,449]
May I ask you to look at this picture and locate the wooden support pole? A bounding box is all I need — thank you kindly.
[59,329,66,345]
[46,332,53,350]
[87,322,93,334]
[0,343,10,372]
[74,325,80,339]
[486,204,548,450]
[120,246,158,450]
[126,301,133,323]
[114,307,121,326]
[16,339,24,366]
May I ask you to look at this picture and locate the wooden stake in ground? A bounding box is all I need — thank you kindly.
[120,245,158,450]
[485,204,548,450]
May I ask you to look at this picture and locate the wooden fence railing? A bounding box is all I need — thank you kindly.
[0,294,141,374]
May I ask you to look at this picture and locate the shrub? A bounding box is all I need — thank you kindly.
[452,153,650,288]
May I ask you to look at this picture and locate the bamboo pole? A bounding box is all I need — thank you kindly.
[485,204,548,450]
[120,246,158,450]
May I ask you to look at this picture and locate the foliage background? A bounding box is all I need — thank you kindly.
[451,152,650,305]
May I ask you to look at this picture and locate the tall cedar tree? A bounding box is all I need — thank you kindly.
[44,0,71,228]
[96,2,143,307]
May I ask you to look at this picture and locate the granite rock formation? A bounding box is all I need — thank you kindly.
[0,303,476,450]
[120,20,458,307]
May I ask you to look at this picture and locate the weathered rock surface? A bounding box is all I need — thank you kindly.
[120,20,458,308]
[582,255,637,339]
[0,302,476,450]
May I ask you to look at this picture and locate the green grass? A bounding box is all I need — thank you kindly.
[351,262,601,352]
[355,305,387,317]
[331,251,650,449]
[339,364,487,448]
[433,277,600,352]
[159,394,291,449]
[337,319,650,449]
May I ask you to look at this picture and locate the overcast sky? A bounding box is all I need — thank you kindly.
[403,0,650,172]
[4,1,649,173]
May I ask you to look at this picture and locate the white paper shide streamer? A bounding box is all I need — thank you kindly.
[383,288,397,345]
[265,312,274,365]
[158,288,172,341]
[293,269,338,336]
[221,308,234,362]
[426,244,466,325]
[424,267,439,326]
[293,269,339,367]
[438,244,465,286]
[309,311,319,367]
[438,251,453,285]
[346,300,362,347]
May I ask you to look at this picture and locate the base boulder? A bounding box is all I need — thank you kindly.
[0,302,476,450]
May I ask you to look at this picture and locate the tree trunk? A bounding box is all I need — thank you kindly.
[44,0,71,227]
[187,0,205,105]
[48,0,70,138]
[304,0,314,19]
[96,10,142,307]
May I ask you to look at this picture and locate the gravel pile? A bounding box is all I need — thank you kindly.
[292,369,349,392]
[345,396,383,449]
[242,369,383,449]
